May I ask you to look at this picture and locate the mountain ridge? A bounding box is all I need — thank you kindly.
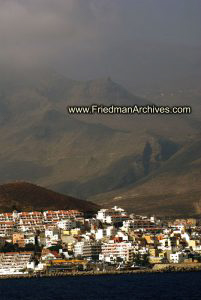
[0,182,99,213]
[0,68,200,216]
[90,138,201,216]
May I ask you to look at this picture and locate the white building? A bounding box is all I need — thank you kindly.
[57,219,76,230]
[25,235,35,245]
[99,241,133,263]
[169,252,186,263]
[96,206,128,224]
[0,252,34,275]
[74,242,85,257]
[95,226,117,240]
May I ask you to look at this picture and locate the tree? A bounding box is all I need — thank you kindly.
[0,242,17,252]
[23,243,35,251]
[48,244,62,251]
[133,253,149,267]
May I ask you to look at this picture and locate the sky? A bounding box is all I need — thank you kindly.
[0,0,201,88]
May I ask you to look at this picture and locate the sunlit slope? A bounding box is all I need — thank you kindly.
[90,139,201,216]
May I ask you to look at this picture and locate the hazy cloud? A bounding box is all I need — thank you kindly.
[0,0,201,86]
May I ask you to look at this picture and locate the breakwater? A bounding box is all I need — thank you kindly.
[1,263,201,280]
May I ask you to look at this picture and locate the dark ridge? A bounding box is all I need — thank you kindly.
[0,182,99,213]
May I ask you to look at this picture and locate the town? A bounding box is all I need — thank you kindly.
[0,206,201,276]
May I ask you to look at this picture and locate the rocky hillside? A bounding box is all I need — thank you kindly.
[91,138,201,216]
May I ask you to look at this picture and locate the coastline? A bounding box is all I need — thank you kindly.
[1,263,201,280]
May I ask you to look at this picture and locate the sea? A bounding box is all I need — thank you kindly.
[0,272,201,300]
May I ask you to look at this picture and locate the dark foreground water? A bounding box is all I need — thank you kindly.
[0,272,201,300]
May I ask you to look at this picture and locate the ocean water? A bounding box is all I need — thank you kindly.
[0,272,201,300]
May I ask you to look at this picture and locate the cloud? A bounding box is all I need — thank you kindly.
[0,0,127,69]
[0,1,79,66]
[0,0,200,85]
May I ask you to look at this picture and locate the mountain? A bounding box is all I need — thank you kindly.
[0,68,200,216]
[0,182,98,213]
[90,138,201,216]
